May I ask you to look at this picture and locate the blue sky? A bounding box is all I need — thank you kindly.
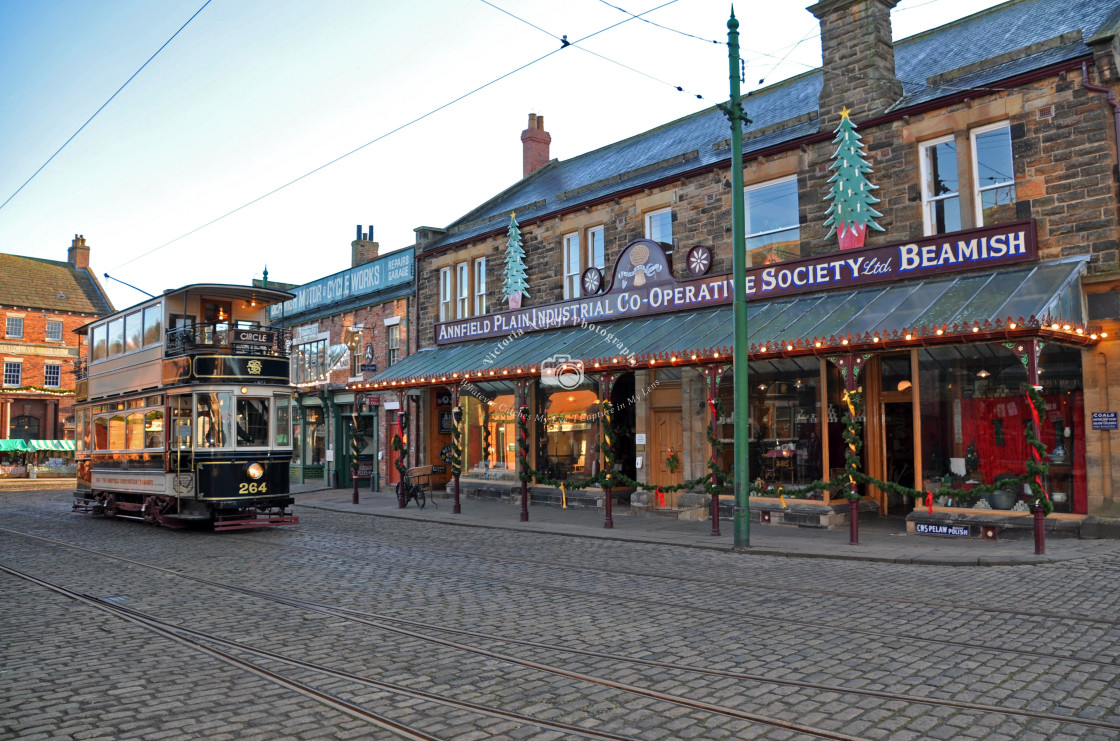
[0,0,1004,311]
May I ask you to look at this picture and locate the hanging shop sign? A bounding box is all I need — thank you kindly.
[270,247,414,321]
[434,222,1038,345]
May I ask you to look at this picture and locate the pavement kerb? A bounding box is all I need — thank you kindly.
[290,486,1101,567]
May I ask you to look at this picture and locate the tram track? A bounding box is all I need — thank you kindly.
[3,524,1119,736]
[263,519,1120,633]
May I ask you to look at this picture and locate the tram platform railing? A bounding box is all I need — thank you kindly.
[165,323,291,358]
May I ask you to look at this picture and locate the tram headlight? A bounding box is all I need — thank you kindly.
[246,462,265,479]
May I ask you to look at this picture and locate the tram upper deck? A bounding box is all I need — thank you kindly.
[75,284,294,401]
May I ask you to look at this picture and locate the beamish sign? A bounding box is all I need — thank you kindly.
[269,247,414,321]
[434,222,1038,345]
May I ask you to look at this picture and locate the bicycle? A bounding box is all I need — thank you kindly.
[397,465,433,509]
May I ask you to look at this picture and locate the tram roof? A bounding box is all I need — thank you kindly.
[74,283,295,334]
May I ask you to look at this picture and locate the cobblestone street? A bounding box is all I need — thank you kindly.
[2,486,1120,740]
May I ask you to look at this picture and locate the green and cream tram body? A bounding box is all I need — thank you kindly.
[73,284,299,530]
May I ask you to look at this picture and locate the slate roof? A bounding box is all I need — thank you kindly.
[423,0,1119,253]
[0,253,114,315]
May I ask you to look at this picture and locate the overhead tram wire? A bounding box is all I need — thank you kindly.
[479,0,706,99]
[113,1,691,272]
[0,0,213,216]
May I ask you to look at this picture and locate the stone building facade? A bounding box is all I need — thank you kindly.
[372,0,1120,531]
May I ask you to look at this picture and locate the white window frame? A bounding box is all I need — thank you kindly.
[439,267,452,322]
[563,232,581,299]
[745,175,800,258]
[644,208,673,251]
[971,121,1016,226]
[387,323,401,367]
[919,134,961,236]
[5,316,23,338]
[455,262,470,318]
[45,319,63,342]
[3,361,21,387]
[44,364,61,388]
[587,226,605,272]
[474,258,487,316]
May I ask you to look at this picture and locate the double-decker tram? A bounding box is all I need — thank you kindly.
[72,284,299,531]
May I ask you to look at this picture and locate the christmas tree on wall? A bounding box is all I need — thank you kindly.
[503,212,530,309]
[823,106,885,250]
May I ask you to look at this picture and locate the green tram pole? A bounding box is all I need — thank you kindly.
[721,10,751,548]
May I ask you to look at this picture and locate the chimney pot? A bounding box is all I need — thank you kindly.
[521,112,552,178]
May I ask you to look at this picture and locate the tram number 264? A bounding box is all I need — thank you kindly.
[239,482,269,494]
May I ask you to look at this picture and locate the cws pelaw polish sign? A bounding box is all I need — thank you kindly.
[434,222,1037,345]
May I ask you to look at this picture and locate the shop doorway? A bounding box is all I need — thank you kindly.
[882,402,915,515]
[650,408,683,508]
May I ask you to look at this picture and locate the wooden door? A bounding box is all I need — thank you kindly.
[651,409,684,508]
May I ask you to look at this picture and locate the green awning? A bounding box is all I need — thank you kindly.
[26,439,75,451]
[0,439,28,452]
[369,257,1091,385]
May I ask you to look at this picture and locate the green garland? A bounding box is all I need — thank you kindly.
[391,407,410,481]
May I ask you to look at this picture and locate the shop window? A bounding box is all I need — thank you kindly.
[748,359,826,488]
[44,365,61,388]
[746,176,800,264]
[462,382,517,472]
[537,380,600,483]
[305,407,326,465]
[45,320,63,342]
[915,343,1085,511]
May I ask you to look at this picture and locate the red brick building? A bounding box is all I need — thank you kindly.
[1,235,114,443]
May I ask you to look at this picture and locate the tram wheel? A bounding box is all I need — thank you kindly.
[104,494,119,518]
[142,496,163,525]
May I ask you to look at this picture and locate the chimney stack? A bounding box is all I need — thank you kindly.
[68,233,90,269]
[352,224,379,267]
[808,0,904,124]
[521,113,552,178]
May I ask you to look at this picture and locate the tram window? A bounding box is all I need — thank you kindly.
[236,397,269,446]
[172,396,192,450]
[92,325,107,361]
[275,396,291,447]
[124,311,142,352]
[144,410,164,448]
[108,415,127,450]
[93,417,109,451]
[196,392,231,448]
[107,319,124,356]
[143,305,162,346]
[126,412,145,450]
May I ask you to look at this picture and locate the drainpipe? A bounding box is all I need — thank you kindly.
[1082,61,1120,183]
